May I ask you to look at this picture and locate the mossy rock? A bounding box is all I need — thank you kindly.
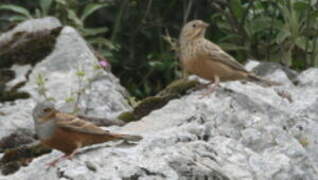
[0,143,51,175]
[0,91,30,102]
[158,79,200,97]
[0,69,15,84]
[0,26,63,68]
[118,79,199,122]
[133,96,171,120]
[0,27,62,102]
[117,111,136,122]
[0,129,36,153]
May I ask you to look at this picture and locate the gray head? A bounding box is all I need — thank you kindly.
[32,101,55,121]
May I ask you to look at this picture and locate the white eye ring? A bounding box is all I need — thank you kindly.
[192,24,196,28]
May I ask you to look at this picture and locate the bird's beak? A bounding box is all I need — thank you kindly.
[200,22,209,28]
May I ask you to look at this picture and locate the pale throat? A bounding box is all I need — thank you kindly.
[35,120,56,140]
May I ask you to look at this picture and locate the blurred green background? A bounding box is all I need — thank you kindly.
[1,0,318,99]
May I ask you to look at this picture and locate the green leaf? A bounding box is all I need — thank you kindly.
[65,96,75,103]
[47,97,56,102]
[293,1,309,12]
[55,0,67,5]
[80,3,108,22]
[36,74,46,86]
[218,33,242,42]
[6,15,28,22]
[80,27,108,36]
[276,30,291,43]
[67,9,83,27]
[229,0,243,20]
[148,61,162,68]
[0,4,32,18]
[218,43,247,51]
[34,8,42,18]
[295,36,307,50]
[88,37,115,49]
[39,0,53,16]
[247,16,272,34]
[76,71,86,77]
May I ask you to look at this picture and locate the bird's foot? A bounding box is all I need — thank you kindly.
[46,155,67,167]
[45,151,78,167]
[199,75,220,98]
[199,84,218,98]
[195,82,213,90]
[65,150,78,160]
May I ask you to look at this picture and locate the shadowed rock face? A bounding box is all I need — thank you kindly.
[0,17,62,102]
[1,17,318,180]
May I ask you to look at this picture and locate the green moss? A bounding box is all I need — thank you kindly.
[117,111,136,122]
[0,143,52,175]
[133,96,171,119]
[1,144,51,163]
[118,79,199,122]
[0,69,15,84]
[0,91,30,102]
[1,161,20,175]
[0,129,35,153]
[0,26,63,68]
[158,79,200,97]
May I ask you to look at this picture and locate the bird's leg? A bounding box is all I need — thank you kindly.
[46,143,81,167]
[200,75,220,98]
[46,149,79,167]
[46,154,68,167]
[64,142,82,160]
[196,81,214,90]
[64,149,79,160]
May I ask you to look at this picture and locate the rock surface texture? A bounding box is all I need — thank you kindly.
[0,17,131,140]
[1,18,318,180]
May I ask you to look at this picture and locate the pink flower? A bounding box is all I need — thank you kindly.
[99,60,109,68]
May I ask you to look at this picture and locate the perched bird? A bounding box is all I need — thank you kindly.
[179,20,281,94]
[32,102,142,166]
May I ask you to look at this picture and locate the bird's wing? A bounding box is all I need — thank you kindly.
[54,112,109,135]
[204,41,248,72]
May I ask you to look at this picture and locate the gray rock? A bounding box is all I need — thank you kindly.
[20,25,131,117]
[0,17,131,140]
[5,65,318,180]
[0,17,61,43]
[245,60,299,85]
[298,68,318,86]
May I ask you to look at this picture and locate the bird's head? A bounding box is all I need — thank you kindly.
[32,101,56,123]
[180,20,209,41]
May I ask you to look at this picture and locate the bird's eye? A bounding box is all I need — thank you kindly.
[43,108,51,112]
[192,24,196,28]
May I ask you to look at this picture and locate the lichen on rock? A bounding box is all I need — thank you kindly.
[118,79,199,122]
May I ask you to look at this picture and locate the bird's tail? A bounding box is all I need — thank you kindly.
[247,73,282,87]
[113,133,143,142]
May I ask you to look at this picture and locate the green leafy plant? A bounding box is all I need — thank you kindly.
[2,0,318,99]
[35,73,55,101]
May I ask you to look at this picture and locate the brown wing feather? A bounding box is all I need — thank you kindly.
[203,40,248,73]
[54,112,109,135]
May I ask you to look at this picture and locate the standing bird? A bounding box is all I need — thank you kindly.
[179,20,281,94]
[32,102,142,166]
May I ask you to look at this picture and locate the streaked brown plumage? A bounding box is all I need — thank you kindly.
[32,102,142,166]
[179,20,281,93]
